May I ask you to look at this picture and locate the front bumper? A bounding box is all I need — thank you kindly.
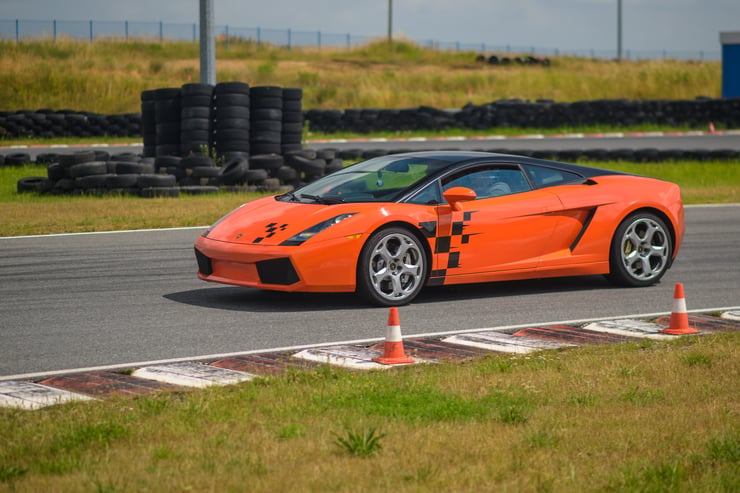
[193,233,365,293]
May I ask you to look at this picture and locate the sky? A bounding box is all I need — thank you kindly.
[1,1,738,58]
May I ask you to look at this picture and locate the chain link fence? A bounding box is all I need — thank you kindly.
[0,18,721,61]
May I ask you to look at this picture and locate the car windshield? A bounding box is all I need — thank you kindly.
[277,155,450,203]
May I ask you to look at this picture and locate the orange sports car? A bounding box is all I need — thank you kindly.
[194,151,684,306]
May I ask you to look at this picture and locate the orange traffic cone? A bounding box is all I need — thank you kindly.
[660,283,700,335]
[709,121,716,133]
[373,307,416,365]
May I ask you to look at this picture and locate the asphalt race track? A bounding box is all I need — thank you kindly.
[1,204,738,379]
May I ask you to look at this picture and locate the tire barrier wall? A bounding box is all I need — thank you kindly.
[0,109,141,139]
[10,148,344,197]
[305,97,740,133]
[3,96,739,140]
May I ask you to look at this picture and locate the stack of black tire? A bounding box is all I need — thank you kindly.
[281,88,304,154]
[153,88,181,157]
[15,149,182,196]
[140,91,156,157]
[249,86,283,156]
[179,83,214,157]
[212,81,251,160]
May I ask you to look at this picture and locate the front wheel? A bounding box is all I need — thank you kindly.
[606,212,673,287]
[357,227,428,306]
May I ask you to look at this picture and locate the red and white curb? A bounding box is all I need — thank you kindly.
[293,345,392,370]
[2,310,738,410]
[442,331,576,353]
[0,380,95,411]
[131,361,256,388]
[580,319,678,340]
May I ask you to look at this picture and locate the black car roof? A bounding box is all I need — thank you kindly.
[385,150,630,179]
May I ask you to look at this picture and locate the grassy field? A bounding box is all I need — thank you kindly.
[0,38,722,115]
[1,332,738,491]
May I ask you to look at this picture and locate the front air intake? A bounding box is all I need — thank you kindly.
[194,248,213,276]
[256,257,300,285]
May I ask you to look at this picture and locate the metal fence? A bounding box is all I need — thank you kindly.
[0,18,721,61]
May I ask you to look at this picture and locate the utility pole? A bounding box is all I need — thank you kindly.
[617,0,622,61]
[388,0,393,47]
[200,0,216,85]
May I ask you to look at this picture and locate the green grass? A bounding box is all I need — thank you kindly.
[1,332,737,491]
[0,38,722,115]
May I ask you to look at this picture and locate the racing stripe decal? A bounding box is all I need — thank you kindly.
[422,210,478,285]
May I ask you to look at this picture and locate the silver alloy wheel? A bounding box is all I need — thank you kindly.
[619,217,670,281]
[367,231,424,302]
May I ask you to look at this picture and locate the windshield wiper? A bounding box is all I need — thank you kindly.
[300,194,345,204]
[277,191,301,202]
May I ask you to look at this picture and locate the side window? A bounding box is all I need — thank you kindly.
[442,165,530,199]
[407,181,442,205]
[523,164,583,188]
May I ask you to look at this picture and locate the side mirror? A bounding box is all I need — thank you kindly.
[443,186,477,211]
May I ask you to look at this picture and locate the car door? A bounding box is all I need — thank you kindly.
[431,163,563,283]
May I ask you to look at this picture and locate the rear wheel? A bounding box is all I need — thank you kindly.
[606,212,672,287]
[357,227,427,306]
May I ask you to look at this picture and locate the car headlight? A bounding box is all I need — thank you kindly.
[280,213,356,246]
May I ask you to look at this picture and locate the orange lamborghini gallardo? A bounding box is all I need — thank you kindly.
[194,151,684,306]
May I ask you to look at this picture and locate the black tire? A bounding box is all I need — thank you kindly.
[282,87,303,100]
[17,176,51,193]
[214,106,250,120]
[250,121,282,133]
[115,161,153,174]
[251,108,282,121]
[251,97,283,109]
[219,157,249,185]
[606,211,673,287]
[47,163,68,181]
[137,174,177,188]
[180,83,214,97]
[59,150,95,168]
[250,86,282,98]
[180,185,220,195]
[213,118,250,130]
[181,106,211,120]
[249,154,284,171]
[213,93,250,107]
[68,161,108,178]
[105,174,140,188]
[139,186,180,198]
[242,168,268,184]
[5,153,32,166]
[214,81,250,95]
[75,174,114,189]
[356,226,428,306]
[250,142,281,155]
[191,166,221,178]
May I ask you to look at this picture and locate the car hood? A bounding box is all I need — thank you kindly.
[203,196,363,246]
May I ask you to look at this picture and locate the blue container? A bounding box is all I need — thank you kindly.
[720,32,740,98]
